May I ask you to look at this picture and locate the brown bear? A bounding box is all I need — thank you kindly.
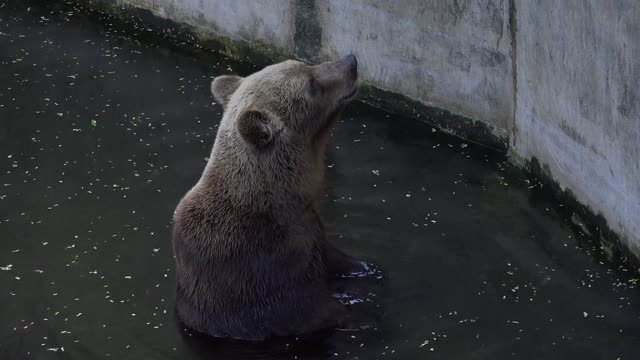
[172,55,369,341]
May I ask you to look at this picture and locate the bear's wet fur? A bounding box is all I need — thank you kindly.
[172,55,368,340]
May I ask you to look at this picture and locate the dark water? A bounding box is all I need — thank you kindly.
[1,2,639,359]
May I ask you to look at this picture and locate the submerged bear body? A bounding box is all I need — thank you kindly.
[172,56,366,340]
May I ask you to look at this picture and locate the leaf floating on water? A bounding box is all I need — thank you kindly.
[90,119,97,127]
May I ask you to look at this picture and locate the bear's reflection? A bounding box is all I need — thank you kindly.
[179,325,336,360]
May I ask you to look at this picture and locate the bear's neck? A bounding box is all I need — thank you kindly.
[198,130,323,211]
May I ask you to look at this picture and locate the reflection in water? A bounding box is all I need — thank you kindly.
[180,325,336,360]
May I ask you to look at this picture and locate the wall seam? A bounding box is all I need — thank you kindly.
[508,0,518,147]
[292,0,322,63]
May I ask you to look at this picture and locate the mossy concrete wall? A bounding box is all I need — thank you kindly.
[104,0,639,258]
[111,0,514,144]
[512,0,640,257]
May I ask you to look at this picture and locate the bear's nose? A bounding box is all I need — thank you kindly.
[345,54,357,77]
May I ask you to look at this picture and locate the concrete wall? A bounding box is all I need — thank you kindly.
[108,0,639,257]
[512,0,640,256]
[129,0,297,52]
[116,0,514,141]
[316,0,513,139]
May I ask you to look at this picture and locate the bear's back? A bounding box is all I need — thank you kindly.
[172,182,329,339]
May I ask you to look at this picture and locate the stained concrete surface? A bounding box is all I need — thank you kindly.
[103,0,514,141]
[1,2,640,360]
[512,0,640,260]
[316,0,513,138]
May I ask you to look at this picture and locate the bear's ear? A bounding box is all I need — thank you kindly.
[237,110,277,149]
[211,75,243,108]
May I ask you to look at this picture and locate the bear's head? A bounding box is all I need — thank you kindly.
[211,55,358,152]
[206,56,358,201]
